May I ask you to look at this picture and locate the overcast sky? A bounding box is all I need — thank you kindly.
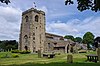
[0,0,100,41]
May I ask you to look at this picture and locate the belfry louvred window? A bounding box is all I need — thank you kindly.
[35,15,39,22]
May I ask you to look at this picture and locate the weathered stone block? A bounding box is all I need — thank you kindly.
[67,54,73,63]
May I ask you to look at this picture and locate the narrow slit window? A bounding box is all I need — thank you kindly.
[25,16,29,22]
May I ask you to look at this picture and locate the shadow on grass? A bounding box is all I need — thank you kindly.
[3,62,100,66]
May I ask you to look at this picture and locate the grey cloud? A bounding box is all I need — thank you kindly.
[0,6,22,40]
[46,16,100,37]
[0,6,22,22]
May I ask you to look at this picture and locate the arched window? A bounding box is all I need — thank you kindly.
[35,15,39,22]
[24,46,28,51]
[48,43,50,48]
[25,16,28,22]
[24,35,28,43]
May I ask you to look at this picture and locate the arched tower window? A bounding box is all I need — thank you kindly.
[24,35,28,43]
[35,15,39,22]
[25,16,29,22]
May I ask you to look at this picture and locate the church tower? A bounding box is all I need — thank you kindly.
[19,8,45,53]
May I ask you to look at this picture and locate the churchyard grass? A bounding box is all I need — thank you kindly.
[0,51,99,66]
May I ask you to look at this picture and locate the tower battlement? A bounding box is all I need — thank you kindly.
[22,8,45,16]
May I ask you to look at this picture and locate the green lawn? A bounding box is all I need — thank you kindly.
[0,51,100,66]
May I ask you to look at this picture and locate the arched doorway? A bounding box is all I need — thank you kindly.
[24,46,28,51]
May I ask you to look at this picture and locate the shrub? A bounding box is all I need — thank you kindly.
[11,50,20,53]
[1,54,11,58]
[11,50,31,54]
[55,52,61,55]
[20,50,31,54]
[12,54,19,58]
[58,53,61,55]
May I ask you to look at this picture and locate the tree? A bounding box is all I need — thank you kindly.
[75,37,82,43]
[65,0,100,12]
[0,0,10,5]
[82,32,95,49]
[64,35,75,41]
[0,40,18,51]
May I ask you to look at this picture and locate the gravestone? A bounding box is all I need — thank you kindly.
[98,43,100,63]
[67,54,73,63]
[11,48,12,51]
[7,49,9,52]
[38,50,41,58]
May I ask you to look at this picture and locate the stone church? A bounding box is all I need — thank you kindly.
[19,8,84,53]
